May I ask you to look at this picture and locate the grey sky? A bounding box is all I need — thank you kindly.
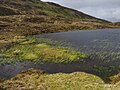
[42,0,120,22]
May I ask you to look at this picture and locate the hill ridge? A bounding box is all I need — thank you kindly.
[0,0,109,23]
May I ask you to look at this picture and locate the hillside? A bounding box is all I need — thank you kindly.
[0,0,109,23]
[0,0,120,48]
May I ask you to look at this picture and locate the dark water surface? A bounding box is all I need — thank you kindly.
[0,29,120,79]
[39,29,120,52]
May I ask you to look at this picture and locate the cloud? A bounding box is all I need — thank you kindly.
[41,0,120,21]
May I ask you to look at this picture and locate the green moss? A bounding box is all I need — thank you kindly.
[35,43,50,48]
[1,38,88,64]
[22,53,39,60]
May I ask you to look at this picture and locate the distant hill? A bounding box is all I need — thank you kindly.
[0,0,109,23]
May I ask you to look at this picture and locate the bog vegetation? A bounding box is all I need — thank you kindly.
[1,69,120,90]
[0,37,88,64]
[0,0,120,90]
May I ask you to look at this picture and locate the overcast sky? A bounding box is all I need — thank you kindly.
[41,0,120,22]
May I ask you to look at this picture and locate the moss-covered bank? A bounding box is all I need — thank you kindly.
[0,69,105,90]
[1,69,120,90]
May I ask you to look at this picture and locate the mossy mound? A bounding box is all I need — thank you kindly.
[1,38,88,64]
[0,69,105,90]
